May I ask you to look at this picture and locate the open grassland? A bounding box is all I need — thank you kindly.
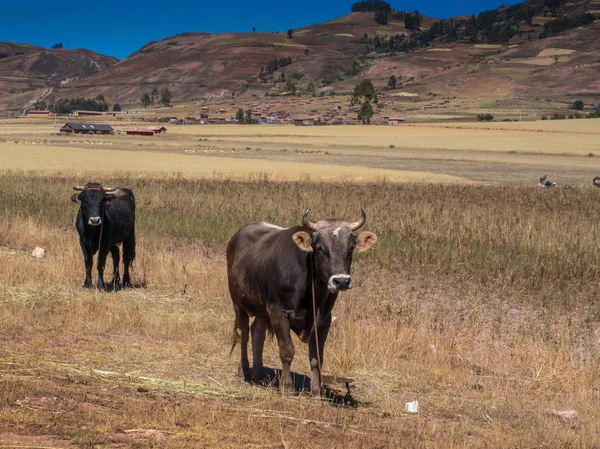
[3,120,600,157]
[1,172,600,448]
[2,121,600,186]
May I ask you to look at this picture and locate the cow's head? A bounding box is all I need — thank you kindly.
[293,209,377,293]
[71,183,117,227]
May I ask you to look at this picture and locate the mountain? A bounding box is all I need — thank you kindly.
[3,0,600,112]
[0,43,118,112]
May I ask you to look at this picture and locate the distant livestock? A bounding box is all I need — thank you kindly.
[71,183,136,289]
[593,177,600,187]
[226,209,377,396]
[538,175,572,190]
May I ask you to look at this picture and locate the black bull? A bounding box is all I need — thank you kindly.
[71,183,136,289]
[226,209,377,396]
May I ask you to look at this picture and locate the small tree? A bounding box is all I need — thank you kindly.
[141,93,151,108]
[236,108,244,123]
[252,27,256,33]
[285,80,297,93]
[287,29,294,39]
[160,88,172,107]
[245,109,253,124]
[359,101,374,124]
[51,43,63,49]
[572,100,584,110]
[352,79,375,105]
[387,75,397,90]
[304,48,309,56]
[150,87,159,105]
[112,103,122,112]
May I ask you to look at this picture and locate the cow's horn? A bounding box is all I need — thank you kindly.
[349,208,366,231]
[103,187,116,192]
[73,185,85,191]
[302,209,318,231]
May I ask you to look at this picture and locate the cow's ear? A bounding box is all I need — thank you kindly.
[104,193,116,202]
[355,232,377,252]
[293,231,313,252]
[71,193,80,203]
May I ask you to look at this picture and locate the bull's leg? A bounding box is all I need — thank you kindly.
[80,241,93,288]
[251,317,268,384]
[110,245,120,289]
[270,306,295,395]
[308,315,332,397]
[96,249,109,290]
[122,233,135,288]
[234,305,251,382]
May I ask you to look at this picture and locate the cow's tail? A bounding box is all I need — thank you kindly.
[229,320,240,356]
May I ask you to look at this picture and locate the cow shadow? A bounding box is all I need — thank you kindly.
[259,367,360,407]
[104,281,147,292]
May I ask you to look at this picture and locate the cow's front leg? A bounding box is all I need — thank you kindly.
[80,241,94,288]
[309,314,332,397]
[96,249,109,290]
[270,305,295,395]
[110,245,120,289]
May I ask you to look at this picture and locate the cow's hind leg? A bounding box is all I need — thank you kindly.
[251,317,268,384]
[269,305,295,395]
[122,233,135,288]
[110,245,120,289]
[233,305,251,382]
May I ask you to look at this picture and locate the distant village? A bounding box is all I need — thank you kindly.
[22,92,428,128]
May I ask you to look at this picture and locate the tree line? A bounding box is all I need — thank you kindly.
[141,88,172,107]
[353,0,595,53]
[33,95,109,114]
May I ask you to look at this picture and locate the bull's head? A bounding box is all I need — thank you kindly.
[71,183,117,226]
[293,209,377,293]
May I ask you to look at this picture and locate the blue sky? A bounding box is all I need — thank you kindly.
[1,0,521,59]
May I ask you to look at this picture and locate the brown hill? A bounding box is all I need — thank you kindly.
[3,1,600,113]
[0,43,118,112]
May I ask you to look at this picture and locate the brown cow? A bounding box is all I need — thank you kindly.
[226,209,377,396]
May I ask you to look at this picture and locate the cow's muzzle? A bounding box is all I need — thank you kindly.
[328,274,352,292]
[88,217,102,226]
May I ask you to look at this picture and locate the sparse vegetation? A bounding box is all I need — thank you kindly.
[477,113,494,121]
[112,103,122,112]
[287,29,294,39]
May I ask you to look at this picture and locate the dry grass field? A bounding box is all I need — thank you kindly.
[1,121,600,447]
[1,173,600,448]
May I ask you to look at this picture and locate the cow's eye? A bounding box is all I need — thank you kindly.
[318,245,330,257]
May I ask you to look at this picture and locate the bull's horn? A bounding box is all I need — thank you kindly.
[302,209,318,231]
[73,185,85,191]
[349,208,366,231]
[103,187,117,192]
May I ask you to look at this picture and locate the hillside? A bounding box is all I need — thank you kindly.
[0,43,118,112]
[3,0,600,114]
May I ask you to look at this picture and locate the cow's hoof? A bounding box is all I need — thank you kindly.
[311,386,323,397]
[96,282,106,291]
[82,282,91,289]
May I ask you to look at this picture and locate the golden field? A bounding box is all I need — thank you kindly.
[1,121,600,448]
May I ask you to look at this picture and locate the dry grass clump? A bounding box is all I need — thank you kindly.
[1,171,599,447]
